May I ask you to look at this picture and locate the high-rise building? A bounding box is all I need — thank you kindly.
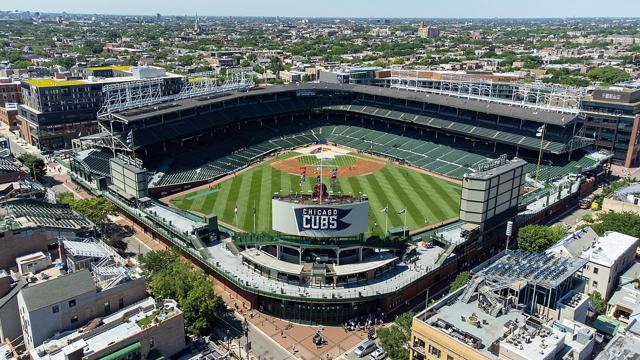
[418,23,440,38]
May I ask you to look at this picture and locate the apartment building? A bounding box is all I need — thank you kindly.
[548,228,638,301]
[582,86,640,167]
[410,251,595,360]
[29,297,185,360]
[17,269,147,349]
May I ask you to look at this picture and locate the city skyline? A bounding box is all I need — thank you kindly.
[10,0,640,18]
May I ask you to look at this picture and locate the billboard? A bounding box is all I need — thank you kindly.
[272,199,368,237]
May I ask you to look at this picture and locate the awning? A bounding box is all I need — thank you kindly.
[98,342,142,360]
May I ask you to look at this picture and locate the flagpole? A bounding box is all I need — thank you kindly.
[403,209,407,239]
[320,155,323,204]
[535,126,545,183]
[385,203,388,236]
[253,200,256,233]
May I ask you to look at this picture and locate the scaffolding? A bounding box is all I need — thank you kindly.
[460,250,588,320]
[389,73,586,115]
[88,67,255,157]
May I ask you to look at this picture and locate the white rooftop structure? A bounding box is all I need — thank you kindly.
[582,232,638,267]
[30,298,179,360]
[333,252,397,276]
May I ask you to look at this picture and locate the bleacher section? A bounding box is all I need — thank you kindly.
[522,155,598,182]
[323,104,569,154]
[152,127,317,187]
[76,149,112,177]
[318,125,488,178]
[149,116,605,188]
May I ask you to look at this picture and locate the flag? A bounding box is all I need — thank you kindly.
[126,130,134,145]
[397,208,406,214]
[381,206,388,213]
[536,125,545,137]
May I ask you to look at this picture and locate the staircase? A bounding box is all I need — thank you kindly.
[460,275,484,303]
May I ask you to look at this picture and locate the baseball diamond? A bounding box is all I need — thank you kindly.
[169,151,461,236]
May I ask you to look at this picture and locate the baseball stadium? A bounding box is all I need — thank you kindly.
[69,77,612,324]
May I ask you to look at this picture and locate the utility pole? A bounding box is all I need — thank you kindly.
[425,287,429,311]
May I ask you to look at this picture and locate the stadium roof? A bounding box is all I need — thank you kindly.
[111,83,579,126]
[86,66,131,71]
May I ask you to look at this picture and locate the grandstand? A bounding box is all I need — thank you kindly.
[72,83,608,192]
[140,118,601,189]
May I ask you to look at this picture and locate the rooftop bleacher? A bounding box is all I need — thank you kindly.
[3,199,93,229]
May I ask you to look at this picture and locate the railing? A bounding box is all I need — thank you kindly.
[107,192,441,302]
[233,232,407,250]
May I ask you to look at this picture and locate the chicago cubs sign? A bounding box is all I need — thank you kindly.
[272,199,368,237]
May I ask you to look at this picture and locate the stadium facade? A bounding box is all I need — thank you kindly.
[68,81,613,324]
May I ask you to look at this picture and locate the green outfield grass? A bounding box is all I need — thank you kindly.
[170,154,461,236]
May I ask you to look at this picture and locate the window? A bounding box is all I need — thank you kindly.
[593,267,599,274]
[71,316,78,323]
[593,280,598,288]
[119,298,124,309]
[104,301,111,313]
[68,299,76,308]
[428,345,442,358]
[447,356,454,360]
[52,305,59,314]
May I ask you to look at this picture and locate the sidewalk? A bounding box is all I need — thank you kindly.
[215,285,367,360]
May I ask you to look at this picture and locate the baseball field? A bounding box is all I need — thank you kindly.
[168,150,461,236]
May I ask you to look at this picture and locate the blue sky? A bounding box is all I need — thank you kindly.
[11,0,640,18]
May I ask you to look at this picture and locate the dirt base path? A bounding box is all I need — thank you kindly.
[272,153,385,178]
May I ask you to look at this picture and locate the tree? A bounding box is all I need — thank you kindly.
[139,250,227,335]
[449,271,470,294]
[59,196,117,225]
[138,249,179,277]
[377,311,415,360]
[590,211,640,239]
[17,154,46,181]
[589,291,606,316]
[587,66,631,85]
[516,224,568,252]
[181,276,227,334]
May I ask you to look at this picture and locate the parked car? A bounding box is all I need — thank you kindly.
[354,340,377,358]
[369,348,387,360]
